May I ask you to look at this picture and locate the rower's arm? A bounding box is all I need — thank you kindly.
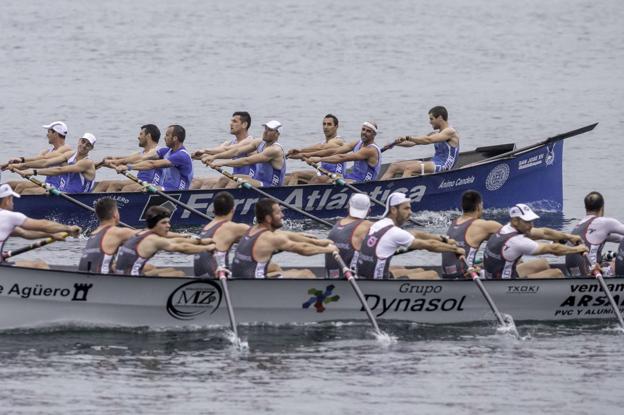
[530,227,580,244]
[20,145,73,163]
[275,235,336,256]
[410,238,464,255]
[158,239,217,255]
[280,231,332,246]
[218,146,278,167]
[13,152,70,169]
[205,139,260,161]
[288,138,344,157]
[408,130,452,145]
[410,230,454,243]
[313,145,372,164]
[302,141,355,158]
[36,159,93,176]
[20,218,81,236]
[11,227,57,240]
[534,242,588,256]
[122,159,172,171]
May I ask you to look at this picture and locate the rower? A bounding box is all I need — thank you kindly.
[114,206,216,277]
[285,114,345,185]
[565,191,624,277]
[230,198,337,279]
[0,184,81,269]
[356,192,464,280]
[2,121,73,194]
[94,124,163,192]
[194,191,250,277]
[483,204,588,279]
[204,120,286,188]
[190,111,254,189]
[614,240,624,276]
[380,106,460,179]
[305,121,382,183]
[441,190,503,279]
[12,133,97,194]
[116,125,193,191]
[78,198,138,273]
[325,193,372,278]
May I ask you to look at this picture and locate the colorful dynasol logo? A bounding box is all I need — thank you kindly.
[302,285,340,313]
[167,280,222,320]
[485,163,510,191]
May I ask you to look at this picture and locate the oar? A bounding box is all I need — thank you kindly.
[462,258,508,327]
[304,160,425,227]
[17,174,136,229]
[591,267,624,330]
[216,267,242,345]
[2,233,69,259]
[333,252,383,336]
[208,165,334,228]
[118,171,214,222]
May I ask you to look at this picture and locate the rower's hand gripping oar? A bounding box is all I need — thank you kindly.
[462,257,519,336]
[304,159,425,227]
[590,263,624,330]
[14,171,135,229]
[2,232,69,260]
[207,164,334,228]
[117,170,214,222]
[215,266,242,346]
[332,252,383,336]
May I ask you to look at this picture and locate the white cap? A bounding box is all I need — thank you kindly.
[42,121,68,136]
[382,192,411,216]
[262,120,282,131]
[509,203,539,221]
[0,183,20,199]
[349,193,371,219]
[80,133,97,146]
[362,121,378,133]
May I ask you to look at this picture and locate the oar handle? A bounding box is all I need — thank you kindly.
[2,232,69,259]
[461,257,507,327]
[380,142,398,153]
[333,251,355,281]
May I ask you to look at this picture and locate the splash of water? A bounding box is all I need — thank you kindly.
[373,329,398,345]
[225,330,249,352]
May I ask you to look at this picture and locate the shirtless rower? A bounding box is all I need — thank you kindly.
[0,184,81,269]
[285,114,345,185]
[305,121,382,183]
[115,125,193,191]
[356,192,465,280]
[194,191,250,277]
[441,190,503,279]
[204,120,286,188]
[2,121,73,194]
[11,133,97,194]
[231,198,337,279]
[565,191,624,276]
[114,206,216,277]
[94,124,163,192]
[483,204,587,279]
[77,198,139,273]
[380,106,460,179]
[325,193,373,278]
[190,112,254,189]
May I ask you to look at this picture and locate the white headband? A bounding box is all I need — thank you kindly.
[362,121,378,133]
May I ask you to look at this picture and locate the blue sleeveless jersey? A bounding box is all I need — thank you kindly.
[249,142,286,187]
[319,138,345,174]
[344,141,381,182]
[230,136,253,175]
[43,145,64,188]
[57,153,94,193]
[431,137,459,173]
[137,147,164,186]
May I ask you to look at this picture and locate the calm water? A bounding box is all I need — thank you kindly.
[1,0,624,413]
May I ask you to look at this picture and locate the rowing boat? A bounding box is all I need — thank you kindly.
[1,262,621,330]
[12,124,597,228]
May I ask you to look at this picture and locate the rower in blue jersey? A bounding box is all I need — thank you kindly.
[94,124,163,192]
[191,111,254,189]
[2,121,74,194]
[306,121,381,183]
[116,124,193,191]
[284,114,346,185]
[381,106,460,179]
[12,133,97,194]
[206,120,287,188]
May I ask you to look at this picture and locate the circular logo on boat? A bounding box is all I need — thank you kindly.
[485,164,510,191]
[166,280,223,320]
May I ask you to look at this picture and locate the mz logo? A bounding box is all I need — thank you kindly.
[166,280,222,320]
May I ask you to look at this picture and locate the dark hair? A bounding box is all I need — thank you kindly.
[213,191,234,216]
[255,198,276,224]
[168,124,186,143]
[429,106,448,121]
[324,114,339,126]
[584,191,604,212]
[141,124,161,143]
[95,198,118,221]
[461,190,482,213]
[145,206,171,228]
[232,111,251,130]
